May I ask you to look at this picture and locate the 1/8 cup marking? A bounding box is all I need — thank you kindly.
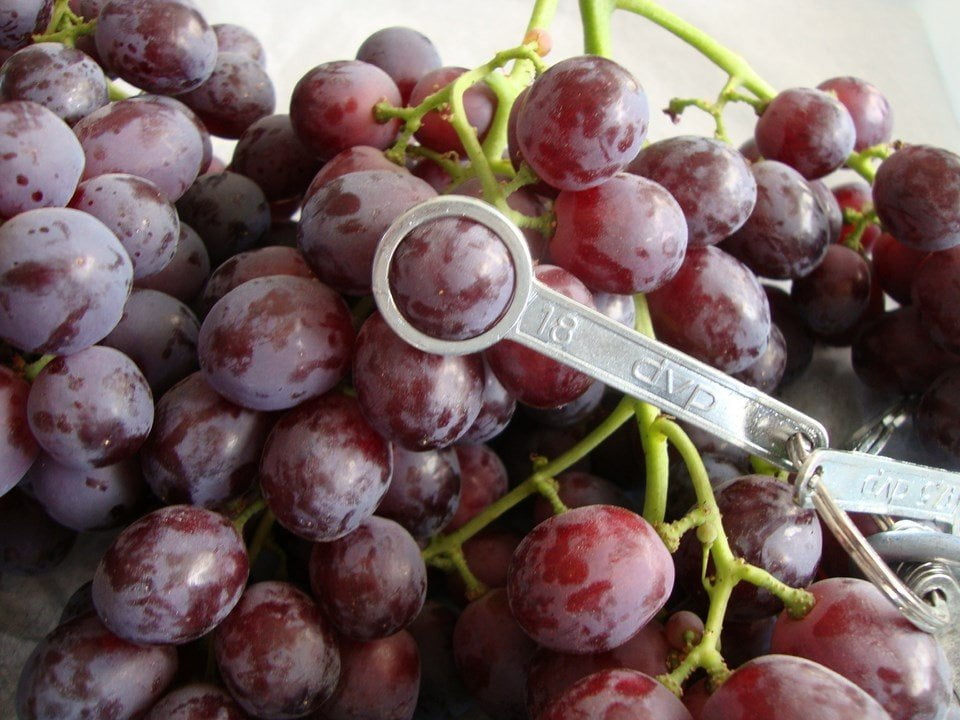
[536,304,579,345]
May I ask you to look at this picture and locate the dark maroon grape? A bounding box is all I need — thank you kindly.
[94,0,217,94]
[443,443,508,532]
[521,379,605,429]
[810,178,843,243]
[457,357,517,444]
[446,526,521,602]
[754,87,856,179]
[376,445,460,540]
[260,392,392,542]
[15,613,178,720]
[720,615,777,669]
[916,366,960,465]
[144,683,247,720]
[352,311,484,450]
[0,0,52,50]
[299,169,436,296]
[700,654,892,720]
[290,60,402,160]
[531,470,632,525]
[140,371,273,508]
[178,51,275,139]
[214,581,341,718]
[721,160,830,280]
[309,515,426,640]
[356,26,441,104]
[647,246,771,374]
[517,55,648,191]
[135,222,210,305]
[453,587,537,720]
[873,144,960,252]
[92,504,249,645]
[0,364,38,496]
[817,76,893,151]
[406,600,461,707]
[0,42,108,124]
[871,231,928,305]
[771,577,951,720]
[764,284,814,384]
[28,347,152,469]
[0,487,76,574]
[212,22,265,65]
[551,172,687,294]
[198,275,354,411]
[407,66,497,155]
[791,244,872,338]
[629,134,757,246]
[231,114,322,204]
[912,245,960,354]
[508,504,674,653]
[665,610,704,651]
[303,144,407,200]
[732,324,787,394]
[541,668,692,720]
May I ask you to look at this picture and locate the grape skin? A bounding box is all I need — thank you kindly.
[134,222,210,306]
[212,22,266,65]
[817,76,894,152]
[539,668,693,720]
[356,25,442,104]
[916,366,960,466]
[790,244,873,338]
[144,683,248,720]
[0,488,76,574]
[443,443,508,532]
[376,445,461,540]
[0,365,38,497]
[408,66,497,155]
[911,245,960,354]
[0,0,52,51]
[231,114,323,204]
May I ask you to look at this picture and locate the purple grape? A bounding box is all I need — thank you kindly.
[0,0,52,50]
[0,487,75,574]
[443,443,508,532]
[446,526,521,602]
[754,87,856,180]
[522,379,605,429]
[508,505,674,653]
[457,357,517,444]
[231,114,323,204]
[290,60,402,160]
[135,222,210,305]
[0,42,108,124]
[259,391,393,541]
[540,668,692,720]
[406,600,460,707]
[94,0,217,94]
[26,453,145,531]
[303,144,407,201]
[299,168,436,296]
[791,244,872,338]
[214,581,341,719]
[375,444,460,540]
[212,23,266,65]
[871,231,929,306]
[810,178,843,243]
[911,245,960,354]
[517,55,648,191]
[145,93,214,176]
[197,275,354,411]
[309,515,426,640]
[73,96,205,201]
[550,172,687,294]
[629,134,757,246]
[817,76,894,151]
[721,160,831,280]
[407,66,497,155]
[15,612,178,720]
[144,683,247,720]
[178,51,275,139]
[530,470,632,525]
[356,26,441,104]
[352,311,484,450]
[92,504,249,645]
[916,366,960,465]
[731,323,787,394]
[0,100,85,218]
[764,284,814,384]
[0,364,38,496]
[69,173,178,281]
[452,176,549,261]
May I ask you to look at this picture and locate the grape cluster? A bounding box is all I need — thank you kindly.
[3,1,960,719]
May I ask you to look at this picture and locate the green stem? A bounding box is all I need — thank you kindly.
[107,79,130,102]
[526,0,560,36]
[579,0,617,56]
[247,508,275,566]
[23,354,55,381]
[232,497,267,534]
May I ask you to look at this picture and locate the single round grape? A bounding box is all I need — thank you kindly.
[94,0,217,95]
[916,366,960,466]
[215,581,341,718]
[764,284,815,384]
[873,144,960,252]
[376,445,461,540]
[443,443,508,532]
[352,311,484,450]
[0,0,52,50]
[517,55,648,191]
[290,59,402,160]
[871,231,928,306]
[629,134,757,246]
[771,577,952,720]
[646,246,771,374]
[732,323,787,394]
[0,100,85,218]
[551,172,687,294]
[457,356,517,444]
[665,610,705,651]
[754,87,856,179]
[303,144,407,201]
[407,66,497,155]
[721,160,831,280]
[817,76,893,151]
[356,26,441,104]
[790,244,872,338]
[0,365,38,497]
[134,222,210,306]
[0,42,108,124]
[197,275,354,411]
[406,600,460,708]
[92,504,249,645]
[446,527,522,603]
[15,613,178,720]
[810,178,843,243]
[508,504,674,654]
[530,470,632,525]
[541,668,692,720]
[231,114,323,204]
[0,487,76,574]
[260,392,392,542]
[911,245,960,354]
[144,683,247,720]
[212,22,266,65]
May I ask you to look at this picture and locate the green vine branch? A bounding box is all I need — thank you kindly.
[34,0,96,46]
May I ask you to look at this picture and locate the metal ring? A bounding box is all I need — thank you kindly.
[868,530,960,566]
[370,195,534,356]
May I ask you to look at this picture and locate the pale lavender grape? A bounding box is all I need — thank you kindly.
[197,275,354,411]
[143,94,214,176]
[144,683,247,720]
[298,169,436,296]
[0,42,108,124]
[26,453,145,531]
[303,144,406,200]
[0,207,132,355]
[73,96,205,201]
[732,323,787,395]
[376,445,460,540]
[0,487,75,574]
[508,505,674,653]
[15,613,178,720]
[100,288,199,396]
[629,135,757,246]
[309,515,427,640]
[356,25,441,103]
[0,100,85,218]
[92,504,249,645]
[213,22,266,65]
[69,173,179,280]
[817,76,893,151]
[540,669,692,720]
[135,222,210,305]
[94,0,217,94]
[352,311,484,450]
[176,171,271,265]
[457,357,516,444]
[260,392,392,542]
[231,114,323,204]
[27,346,152,469]
[389,216,515,340]
[0,364,38,496]
[178,51,275,139]
[0,0,52,50]
[517,55,648,191]
[140,371,273,508]
[214,581,341,719]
